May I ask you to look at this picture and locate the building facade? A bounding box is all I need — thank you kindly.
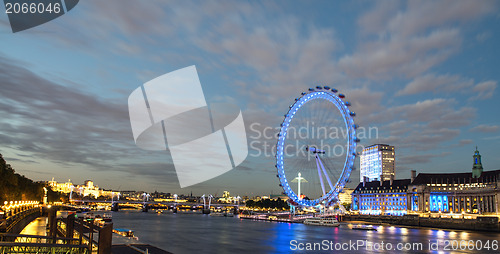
[48,178,74,193]
[352,149,499,216]
[351,178,411,216]
[360,144,395,182]
[408,170,499,215]
[338,188,354,205]
[47,179,119,199]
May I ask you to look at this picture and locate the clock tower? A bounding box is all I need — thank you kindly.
[472,146,483,178]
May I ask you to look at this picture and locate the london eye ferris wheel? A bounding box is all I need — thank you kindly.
[275,86,359,208]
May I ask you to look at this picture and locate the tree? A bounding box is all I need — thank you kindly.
[0,153,64,204]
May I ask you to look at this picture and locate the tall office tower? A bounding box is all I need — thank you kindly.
[360,144,395,182]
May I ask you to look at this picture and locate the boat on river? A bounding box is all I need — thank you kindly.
[113,228,139,240]
[352,225,377,231]
[303,217,340,227]
[210,212,226,217]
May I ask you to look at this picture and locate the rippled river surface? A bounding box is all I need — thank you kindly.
[112,210,500,254]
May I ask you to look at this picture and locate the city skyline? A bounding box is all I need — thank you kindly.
[1,1,500,195]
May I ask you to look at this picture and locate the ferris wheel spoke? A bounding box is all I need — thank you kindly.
[316,155,334,191]
[314,155,326,196]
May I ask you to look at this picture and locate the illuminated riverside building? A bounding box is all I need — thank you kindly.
[338,188,353,205]
[360,144,395,182]
[351,176,410,216]
[352,148,500,216]
[48,178,74,193]
[47,179,119,199]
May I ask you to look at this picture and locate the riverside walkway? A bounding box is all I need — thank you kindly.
[1,207,171,254]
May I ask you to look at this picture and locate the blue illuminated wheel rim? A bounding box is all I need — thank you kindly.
[276,87,358,207]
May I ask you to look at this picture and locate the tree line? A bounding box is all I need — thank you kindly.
[0,154,63,204]
[245,198,290,210]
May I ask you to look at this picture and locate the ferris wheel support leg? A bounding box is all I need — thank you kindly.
[315,155,326,196]
[317,156,334,191]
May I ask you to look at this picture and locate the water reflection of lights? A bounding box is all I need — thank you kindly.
[460,231,469,239]
[376,225,384,232]
[437,230,445,237]
[400,228,408,235]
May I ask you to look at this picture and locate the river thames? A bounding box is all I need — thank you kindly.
[111,210,500,253]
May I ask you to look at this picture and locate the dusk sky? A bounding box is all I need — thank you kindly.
[1,0,499,197]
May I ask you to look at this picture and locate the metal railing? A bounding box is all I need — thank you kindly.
[2,207,41,233]
[0,242,89,254]
[0,233,89,254]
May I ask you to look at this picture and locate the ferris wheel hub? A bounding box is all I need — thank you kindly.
[306,146,325,154]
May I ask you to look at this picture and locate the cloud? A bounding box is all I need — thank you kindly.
[365,98,475,154]
[399,152,451,165]
[484,135,500,140]
[398,74,498,101]
[384,0,497,37]
[397,73,474,96]
[2,1,498,194]
[389,98,473,125]
[476,31,492,42]
[458,139,473,146]
[358,0,401,35]
[471,81,497,100]
[338,29,461,80]
[0,54,168,173]
[470,124,499,133]
[347,86,385,124]
[2,157,39,164]
[340,0,498,80]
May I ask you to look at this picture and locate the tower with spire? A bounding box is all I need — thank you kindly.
[472,146,483,178]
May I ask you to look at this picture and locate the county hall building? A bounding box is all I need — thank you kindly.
[351,148,500,216]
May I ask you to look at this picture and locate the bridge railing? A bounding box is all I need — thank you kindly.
[1,207,41,233]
